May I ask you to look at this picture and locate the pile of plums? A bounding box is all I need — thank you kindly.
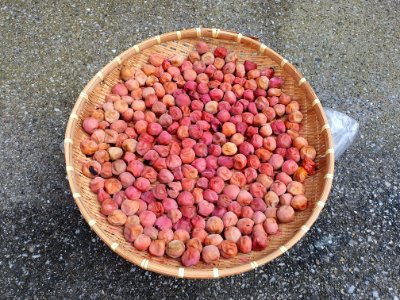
[80,41,317,266]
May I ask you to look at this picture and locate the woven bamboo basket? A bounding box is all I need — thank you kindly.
[64,28,334,279]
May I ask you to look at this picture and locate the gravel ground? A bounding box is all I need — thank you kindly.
[0,0,399,299]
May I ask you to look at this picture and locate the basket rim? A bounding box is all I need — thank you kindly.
[64,27,334,279]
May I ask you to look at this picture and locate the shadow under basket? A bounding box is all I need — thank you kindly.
[64,28,334,279]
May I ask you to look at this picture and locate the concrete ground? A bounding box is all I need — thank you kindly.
[0,0,399,299]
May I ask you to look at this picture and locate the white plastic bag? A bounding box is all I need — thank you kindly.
[324,108,359,159]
